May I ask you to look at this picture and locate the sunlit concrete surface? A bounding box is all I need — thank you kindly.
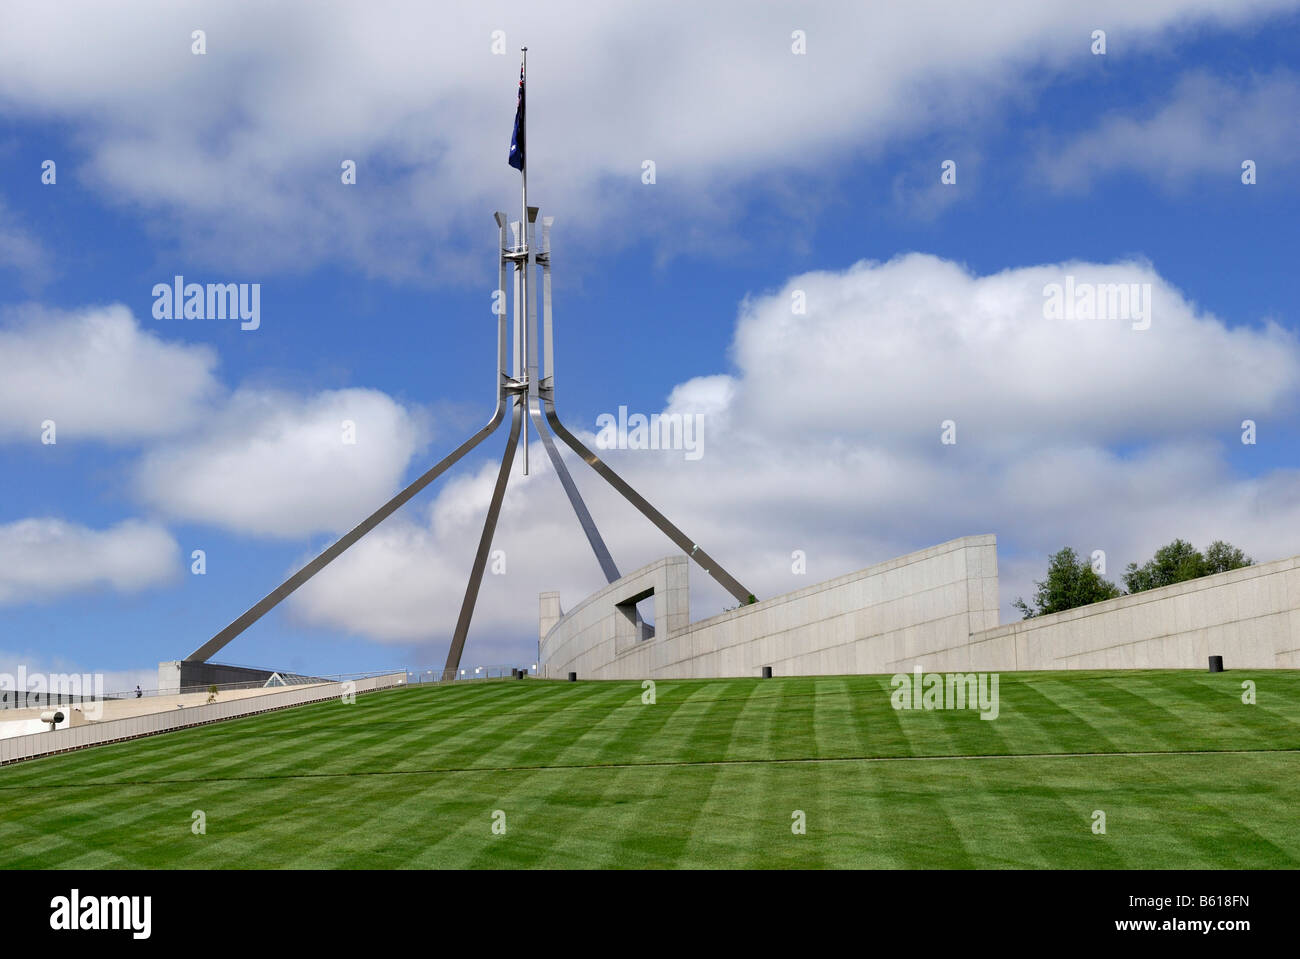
[0,682,334,732]
[0,674,405,764]
[540,535,1000,679]
[540,536,1300,678]
[970,552,1300,670]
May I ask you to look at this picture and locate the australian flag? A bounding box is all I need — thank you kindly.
[508,64,525,171]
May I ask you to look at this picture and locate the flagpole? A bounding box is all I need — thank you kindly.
[520,45,528,243]
[519,45,529,475]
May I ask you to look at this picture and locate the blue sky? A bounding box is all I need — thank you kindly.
[1,2,1298,688]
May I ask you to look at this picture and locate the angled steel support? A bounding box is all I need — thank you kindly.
[534,215,755,607]
[442,397,525,679]
[542,400,753,605]
[186,398,507,663]
[528,394,620,584]
[187,262,514,663]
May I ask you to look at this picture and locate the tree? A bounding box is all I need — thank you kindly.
[1124,538,1252,593]
[1013,547,1122,619]
[1122,538,1202,593]
[1202,540,1253,575]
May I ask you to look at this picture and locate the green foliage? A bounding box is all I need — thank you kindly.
[1017,539,1255,618]
[724,595,759,613]
[1012,546,1121,619]
[1202,540,1253,575]
[1124,538,1252,594]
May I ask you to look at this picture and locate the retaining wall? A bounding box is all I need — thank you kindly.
[966,553,1300,670]
[0,672,406,766]
[540,536,1300,679]
[539,535,999,679]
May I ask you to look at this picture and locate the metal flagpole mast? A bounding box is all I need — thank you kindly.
[518,46,529,475]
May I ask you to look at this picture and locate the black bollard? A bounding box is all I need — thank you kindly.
[1209,655,1224,673]
[762,666,773,679]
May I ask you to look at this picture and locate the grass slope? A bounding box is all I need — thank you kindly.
[2,670,1298,868]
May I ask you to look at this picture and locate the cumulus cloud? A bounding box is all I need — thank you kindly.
[0,299,430,543]
[0,0,1292,276]
[284,254,1300,660]
[0,302,430,540]
[1042,69,1300,189]
[0,304,221,443]
[134,387,429,538]
[729,254,1300,444]
[0,518,179,604]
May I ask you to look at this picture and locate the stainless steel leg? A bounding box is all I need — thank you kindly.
[187,401,508,663]
[543,397,754,605]
[190,301,512,665]
[528,395,621,584]
[442,398,525,680]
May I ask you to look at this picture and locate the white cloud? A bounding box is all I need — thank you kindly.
[0,301,430,541]
[729,254,1300,444]
[284,254,1300,658]
[0,0,1293,276]
[1042,69,1300,189]
[0,302,430,539]
[134,387,429,538]
[0,304,221,443]
[0,518,179,605]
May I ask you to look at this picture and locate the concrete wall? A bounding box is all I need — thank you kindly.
[540,536,1300,679]
[0,672,406,766]
[539,535,999,679]
[0,716,67,739]
[966,552,1300,670]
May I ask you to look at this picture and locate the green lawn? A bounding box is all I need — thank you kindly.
[2,670,1298,868]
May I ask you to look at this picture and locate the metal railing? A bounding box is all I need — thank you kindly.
[111,667,404,701]
[1,667,405,711]
[2,662,545,712]
[404,663,539,684]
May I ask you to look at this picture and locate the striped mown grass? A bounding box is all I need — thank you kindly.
[1,670,1297,868]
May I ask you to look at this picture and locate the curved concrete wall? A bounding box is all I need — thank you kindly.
[539,535,999,679]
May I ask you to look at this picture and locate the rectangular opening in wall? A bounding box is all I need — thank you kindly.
[636,597,655,640]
